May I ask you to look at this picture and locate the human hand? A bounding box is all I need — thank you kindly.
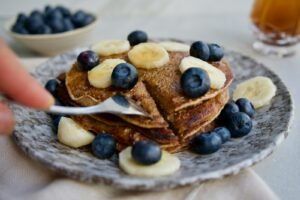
[0,40,54,135]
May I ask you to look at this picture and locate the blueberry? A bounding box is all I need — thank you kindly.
[44,8,63,21]
[11,23,28,34]
[47,18,65,33]
[190,41,210,61]
[77,50,100,71]
[111,63,138,89]
[24,15,45,34]
[35,25,52,34]
[226,112,252,138]
[30,10,43,19]
[112,95,129,107]
[219,101,239,121]
[71,10,93,28]
[56,6,71,18]
[54,99,63,106]
[132,140,162,165]
[236,98,255,118]
[191,132,222,154]
[214,127,231,143]
[83,14,95,26]
[180,67,210,98]
[44,5,52,13]
[91,134,116,159]
[16,13,27,25]
[53,115,62,130]
[208,43,224,62]
[63,18,74,31]
[127,30,148,46]
[45,79,59,96]
[50,99,63,119]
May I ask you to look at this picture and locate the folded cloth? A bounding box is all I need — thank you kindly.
[0,136,278,200]
[0,58,279,200]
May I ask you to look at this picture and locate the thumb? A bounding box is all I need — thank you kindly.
[0,101,15,135]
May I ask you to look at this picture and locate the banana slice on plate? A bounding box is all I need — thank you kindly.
[58,117,95,148]
[233,76,277,109]
[179,56,226,89]
[91,40,130,56]
[88,59,126,88]
[128,42,170,69]
[159,41,190,52]
[119,147,180,177]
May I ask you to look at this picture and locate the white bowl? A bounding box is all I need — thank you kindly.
[4,16,98,56]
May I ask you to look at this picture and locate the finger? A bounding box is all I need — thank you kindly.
[0,40,54,109]
[0,102,15,135]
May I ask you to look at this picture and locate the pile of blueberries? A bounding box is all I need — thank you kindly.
[191,98,255,154]
[11,5,95,35]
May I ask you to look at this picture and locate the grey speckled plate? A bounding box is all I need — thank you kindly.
[10,43,293,191]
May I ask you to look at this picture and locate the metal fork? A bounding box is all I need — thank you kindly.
[47,95,149,117]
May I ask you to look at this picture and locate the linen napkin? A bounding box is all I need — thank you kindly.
[0,58,279,200]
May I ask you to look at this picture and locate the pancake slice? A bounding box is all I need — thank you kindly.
[139,52,234,114]
[66,63,169,129]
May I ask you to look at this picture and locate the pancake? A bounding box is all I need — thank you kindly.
[60,42,234,153]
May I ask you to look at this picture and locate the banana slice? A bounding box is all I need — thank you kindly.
[88,59,126,88]
[179,56,226,89]
[91,40,130,56]
[119,147,180,177]
[233,76,277,108]
[159,41,190,52]
[58,117,95,148]
[128,43,170,69]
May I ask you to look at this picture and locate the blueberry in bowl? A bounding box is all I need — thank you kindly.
[5,5,98,56]
[11,6,95,35]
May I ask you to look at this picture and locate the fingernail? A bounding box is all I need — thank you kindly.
[46,93,55,107]
[0,104,15,135]
[41,91,55,109]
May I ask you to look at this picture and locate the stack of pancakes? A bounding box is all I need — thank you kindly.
[57,50,234,153]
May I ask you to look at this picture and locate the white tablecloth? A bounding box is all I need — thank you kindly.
[0,135,278,200]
